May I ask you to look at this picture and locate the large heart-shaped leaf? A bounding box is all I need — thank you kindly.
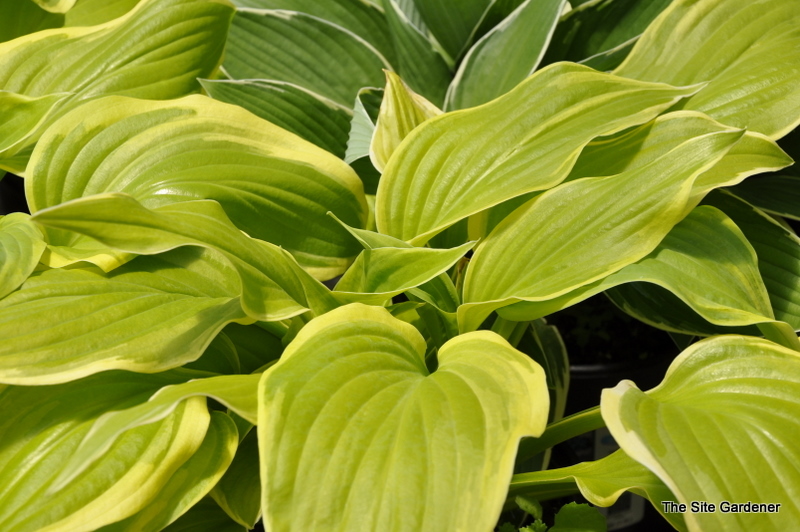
[231,0,396,65]
[258,303,548,531]
[224,9,389,108]
[0,248,247,384]
[0,0,234,171]
[460,127,743,331]
[614,0,800,139]
[602,335,800,531]
[0,212,46,299]
[26,95,368,279]
[446,0,565,110]
[375,62,700,245]
[0,372,211,532]
[32,194,339,319]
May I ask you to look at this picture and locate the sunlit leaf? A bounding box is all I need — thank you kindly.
[224,8,389,108]
[27,95,367,279]
[0,372,210,531]
[0,213,46,299]
[602,335,800,531]
[376,62,701,245]
[30,0,76,13]
[446,0,565,110]
[460,128,743,331]
[259,303,548,531]
[614,0,800,139]
[64,0,141,26]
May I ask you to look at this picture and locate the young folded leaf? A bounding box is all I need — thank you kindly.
[376,62,702,245]
[258,303,548,531]
[460,127,744,331]
[602,335,800,531]
[26,95,368,279]
[614,0,800,139]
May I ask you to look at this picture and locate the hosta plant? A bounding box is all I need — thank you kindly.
[1,0,800,531]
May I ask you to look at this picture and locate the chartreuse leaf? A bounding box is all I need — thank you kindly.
[543,0,672,65]
[498,206,800,350]
[259,304,548,531]
[550,503,607,532]
[614,0,800,139]
[446,0,565,110]
[460,128,744,331]
[54,374,260,491]
[232,0,396,65]
[0,248,248,384]
[32,194,339,319]
[225,9,388,108]
[376,62,701,245]
[729,175,800,221]
[30,0,76,13]
[0,91,69,171]
[334,241,474,303]
[97,412,238,532]
[0,371,211,532]
[0,213,46,299]
[210,430,261,528]
[163,498,246,532]
[64,0,140,26]
[371,70,441,172]
[704,190,800,330]
[383,0,452,107]
[26,95,367,280]
[0,0,63,43]
[602,335,800,531]
[200,79,353,158]
[566,111,793,207]
[0,0,234,171]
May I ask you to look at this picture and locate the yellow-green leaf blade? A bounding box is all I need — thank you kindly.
[0,212,46,299]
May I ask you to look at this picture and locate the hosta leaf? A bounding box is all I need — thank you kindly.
[0,248,248,384]
[375,62,701,245]
[334,241,474,303]
[460,128,743,331]
[0,0,63,43]
[371,70,441,172]
[32,194,339,320]
[510,450,685,532]
[0,213,46,299]
[210,429,261,528]
[56,374,261,490]
[0,91,69,173]
[499,206,800,349]
[222,323,284,373]
[614,0,800,139]
[578,39,636,72]
[602,335,800,531]
[728,175,800,221]
[200,79,353,158]
[26,95,367,279]
[30,0,76,13]
[97,412,238,532]
[345,87,382,165]
[184,331,241,375]
[383,0,452,107]
[446,0,565,110]
[225,9,389,108]
[163,498,246,532]
[0,0,234,169]
[0,372,210,532]
[231,0,396,65]
[543,0,672,65]
[518,319,569,424]
[704,190,800,330]
[64,0,141,26]
[259,304,548,531]
[414,0,491,60]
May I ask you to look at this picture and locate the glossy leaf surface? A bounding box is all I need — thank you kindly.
[376,62,700,244]
[259,304,548,531]
[614,0,800,139]
[603,335,800,531]
[27,95,367,279]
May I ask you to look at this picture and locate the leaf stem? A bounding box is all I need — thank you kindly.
[515,406,604,466]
